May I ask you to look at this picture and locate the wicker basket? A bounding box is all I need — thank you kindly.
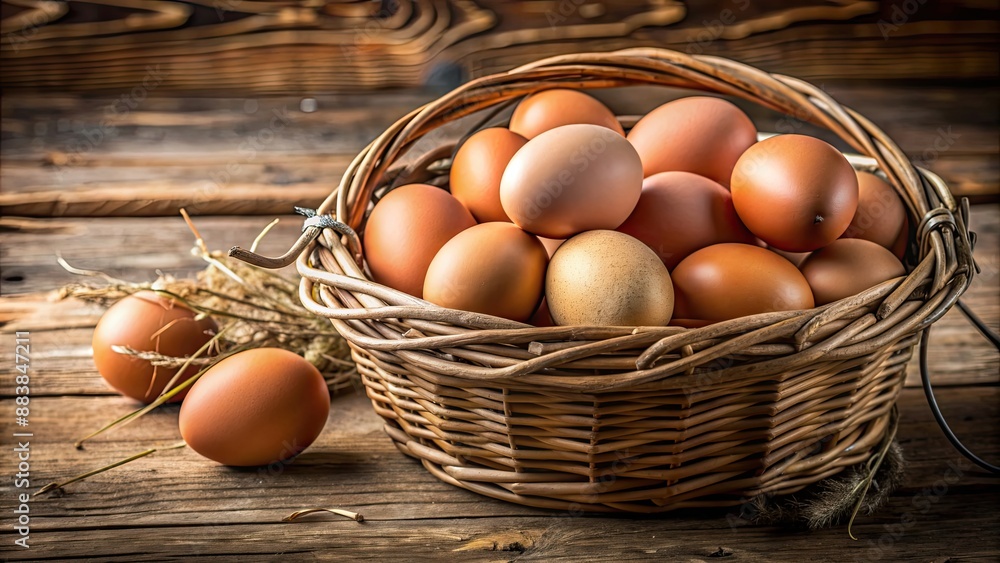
[275,49,975,512]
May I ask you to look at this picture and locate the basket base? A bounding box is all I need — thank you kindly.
[351,331,910,514]
[378,410,897,514]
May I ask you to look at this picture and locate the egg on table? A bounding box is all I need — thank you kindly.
[92,291,218,403]
[179,348,330,467]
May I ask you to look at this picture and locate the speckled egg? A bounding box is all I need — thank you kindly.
[546,230,674,326]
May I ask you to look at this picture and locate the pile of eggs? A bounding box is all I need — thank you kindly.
[365,89,909,327]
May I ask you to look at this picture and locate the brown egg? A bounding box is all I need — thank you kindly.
[529,298,555,327]
[423,222,548,322]
[539,237,564,257]
[627,97,757,186]
[617,171,755,270]
[500,124,643,239]
[546,230,674,326]
[672,243,814,322]
[731,134,859,252]
[841,171,908,249]
[92,291,218,404]
[363,183,475,298]
[769,247,811,268]
[891,214,910,261]
[450,128,527,223]
[800,238,906,305]
[179,348,330,467]
[509,89,624,139]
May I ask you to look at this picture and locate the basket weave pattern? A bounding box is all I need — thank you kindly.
[295,49,974,512]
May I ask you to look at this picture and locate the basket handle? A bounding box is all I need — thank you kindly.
[229,207,362,269]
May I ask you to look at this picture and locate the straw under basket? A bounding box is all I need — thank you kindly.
[240,49,976,512]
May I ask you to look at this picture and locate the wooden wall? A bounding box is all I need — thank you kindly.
[1,0,997,96]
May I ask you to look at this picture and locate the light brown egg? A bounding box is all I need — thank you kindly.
[179,348,330,467]
[841,171,908,249]
[450,128,527,223]
[509,89,624,139]
[423,222,548,322]
[672,243,814,322]
[363,183,475,298]
[626,96,757,186]
[799,238,906,305]
[731,134,859,252]
[546,230,674,326]
[92,291,218,404]
[616,171,755,270]
[500,124,643,239]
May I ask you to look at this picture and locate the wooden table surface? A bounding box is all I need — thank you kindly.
[1,83,998,561]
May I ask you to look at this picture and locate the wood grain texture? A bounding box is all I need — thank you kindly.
[0,386,995,560]
[1,84,997,219]
[0,0,997,95]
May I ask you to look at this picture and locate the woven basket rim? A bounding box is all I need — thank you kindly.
[287,47,975,391]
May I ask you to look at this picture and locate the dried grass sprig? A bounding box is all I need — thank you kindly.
[36,442,187,496]
[282,508,365,523]
[57,211,356,394]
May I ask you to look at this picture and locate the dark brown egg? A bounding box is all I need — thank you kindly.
[450,128,527,223]
[627,97,757,186]
[423,222,548,322]
[672,243,814,322]
[799,238,906,305]
[616,171,755,270]
[363,183,476,298]
[731,134,859,252]
[891,214,910,261]
[92,291,218,403]
[841,171,907,249]
[529,298,555,327]
[509,89,624,139]
[179,348,330,467]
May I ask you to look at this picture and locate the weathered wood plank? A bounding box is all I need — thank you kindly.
[1,0,997,97]
[1,85,997,218]
[0,215,303,296]
[0,386,995,561]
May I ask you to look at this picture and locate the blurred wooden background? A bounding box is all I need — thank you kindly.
[1,0,997,94]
